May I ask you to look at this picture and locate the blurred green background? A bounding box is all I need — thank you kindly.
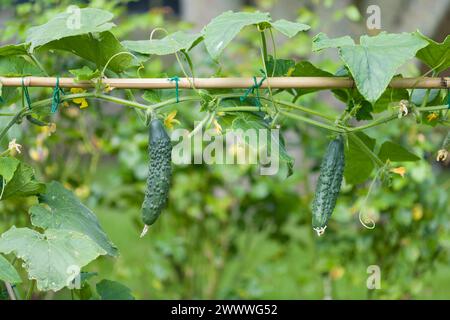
[0,0,449,299]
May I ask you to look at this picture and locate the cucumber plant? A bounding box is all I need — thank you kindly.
[0,6,448,299]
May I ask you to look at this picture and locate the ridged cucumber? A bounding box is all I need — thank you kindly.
[141,118,172,236]
[311,136,345,236]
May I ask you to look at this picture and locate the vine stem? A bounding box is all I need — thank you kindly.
[348,132,384,167]
[279,110,345,133]
[0,109,26,142]
[2,92,447,143]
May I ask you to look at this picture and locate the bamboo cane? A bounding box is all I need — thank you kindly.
[0,76,448,89]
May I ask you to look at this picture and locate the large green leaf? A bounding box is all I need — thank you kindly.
[1,162,45,199]
[313,32,428,103]
[0,43,30,56]
[203,11,271,60]
[96,280,134,300]
[218,110,294,176]
[312,32,354,51]
[0,56,44,77]
[271,19,310,38]
[340,33,427,103]
[40,31,135,73]
[415,31,450,74]
[0,254,21,284]
[0,157,20,183]
[122,31,202,55]
[26,8,115,51]
[29,181,117,257]
[344,132,376,185]
[0,227,106,292]
[378,141,421,162]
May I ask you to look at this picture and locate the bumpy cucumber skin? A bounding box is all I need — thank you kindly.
[141,119,172,226]
[311,136,345,236]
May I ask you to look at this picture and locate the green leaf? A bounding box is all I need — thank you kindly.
[122,31,202,55]
[415,31,450,74]
[203,11,271,60]
[69,66,100,82]
[266,55,295,77]
[0,43,30,56]
[344,132,376,185]
[339,32,428,103]
[96,280,135,300]
[2,162,45,199]
[373,88,409,113]
[142,90,162,103]
[271,19,310,38]
[411,89,441,106]
[0,254,21,284]
[40,31,135,74]
[0,227,106,292]
[218,110,294,176]
[291,61,334,98]
[348,100,373,121]
[26,8,115,51]
[311,32,354,52]
[378,141,421,162]
[29,181,118,257]
[0,87,20,107]
[0,157,20,183]
[0,56,44,77]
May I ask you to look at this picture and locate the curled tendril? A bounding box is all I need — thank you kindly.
[357,166,385,230]
[358,211,376,229]
[149,27,169,41]
[101,51,142,79]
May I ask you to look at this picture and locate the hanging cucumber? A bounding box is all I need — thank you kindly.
[140,118,172,237]
[311,135,345,236]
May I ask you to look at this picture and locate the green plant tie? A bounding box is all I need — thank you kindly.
[21,78,32,110]
[240,71,266,111]
[168,76,180,103]
[51,76,64,113]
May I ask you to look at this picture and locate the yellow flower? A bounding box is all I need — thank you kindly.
[390,166,406,178]
[164,111,180,129]
[330,266,345,280]
[40,123,57,136]
[29,146,49,162]
[412,204,423,221]
[103,84,115,93]
[70,88,89,109]
[427,112,438,122]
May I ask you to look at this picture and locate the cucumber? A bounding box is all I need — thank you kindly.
[311,136,345,236]
[140,118,172,236]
